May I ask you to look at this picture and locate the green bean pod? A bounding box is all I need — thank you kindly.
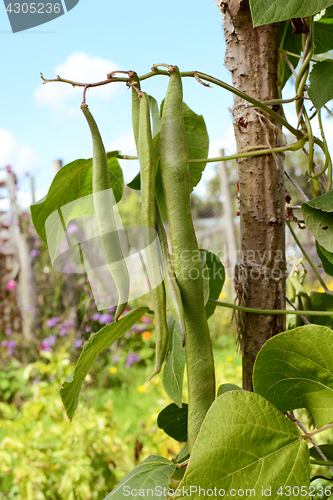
[137,92,168,379]
[156,200,186,346]
[159,66,215,449]
[81,103,129,320]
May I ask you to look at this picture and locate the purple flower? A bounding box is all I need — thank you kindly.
[46,317,61,328]
[59,328,68,337]
[125,352,141,369]
[142,316,151,324]
[1,340,8,347]
[27,224,34,232]
[112,355,119,363]
[67,223,78,234]
[64,320,74,329]
[30,249,39,258]
[75,339,83,347]
[6,218,13,226]
[41,335,57,351]
[5,329,13,335]
[93,313,101,321]
[7,340,17,355]
[32,378,41,385]
[99,313,112,325]
[108,306,116,314]
[86,326,92,332]
[34,239,41,247]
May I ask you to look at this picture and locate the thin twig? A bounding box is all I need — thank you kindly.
[284,170,309,202]
[283,53,298,78]
[286,297,310,324]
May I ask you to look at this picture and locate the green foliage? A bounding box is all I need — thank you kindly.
[31,154,124,246]
[162,318,185,408]
[179,391,309,499]
[309,60,333,109]
[0,352,124,500]
[250,0,333,27]
[302,190,333,251]
[253,325,333,428]
[157,403,188,442]
[60,307,150,421]
[103,456,176,500]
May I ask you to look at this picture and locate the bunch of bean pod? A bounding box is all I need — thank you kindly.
[81,103,130,321]
[132,66,216,449]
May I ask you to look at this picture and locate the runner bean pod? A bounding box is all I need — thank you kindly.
[81,103,129,321]
[137,92,168,378]
[159,66,215,449]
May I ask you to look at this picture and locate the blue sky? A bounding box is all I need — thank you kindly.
[0,0,236,208]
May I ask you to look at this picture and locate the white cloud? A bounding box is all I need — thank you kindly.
[0,129,38,176]
[35,52,122,109]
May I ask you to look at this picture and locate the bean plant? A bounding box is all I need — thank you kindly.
[30,1,333,498]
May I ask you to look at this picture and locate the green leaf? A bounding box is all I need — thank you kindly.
[217,383,243,396]
[310,444,333,462]
[320,6,333,23]
[179,391,309,498]
[250,0,333,27]
[60,307,149,421]
[308,291,333,327]
[175,442,190,463]
[253,324,333,428]
[302,190,333,250]
[162,318,185,408]
[308,60,333,109]
[127,172,140,190]
[127,101,209,204]
[316,241,333,276]
[157,403,188,442]
[314,22,333,53]
[280,21,302,88]
[103,455,176,500]
[31,154,124,245]
[201,250,225,320]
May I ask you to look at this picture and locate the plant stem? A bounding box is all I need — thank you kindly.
[40,69,303,138]
[208,299,333,317]
[303,422,333,439]
[286,220,333,295]
[188,138,306,163]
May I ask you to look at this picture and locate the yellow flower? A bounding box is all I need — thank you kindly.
[109,367,117,374]
[226,355,233,363]
[219,291,226,300]
[137,385,146,393]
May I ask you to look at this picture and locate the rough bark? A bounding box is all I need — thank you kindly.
[217,0,286,390]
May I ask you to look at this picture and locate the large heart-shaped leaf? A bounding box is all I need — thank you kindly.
[302,190,333,251]
[103,455,176,500]
[178,391,309,499]
[253,325,333,428]
[250,0,333,27]
[60,307,149,421]
[31,154,123,245]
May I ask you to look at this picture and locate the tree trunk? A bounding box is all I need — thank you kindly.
[217,0,286,390]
